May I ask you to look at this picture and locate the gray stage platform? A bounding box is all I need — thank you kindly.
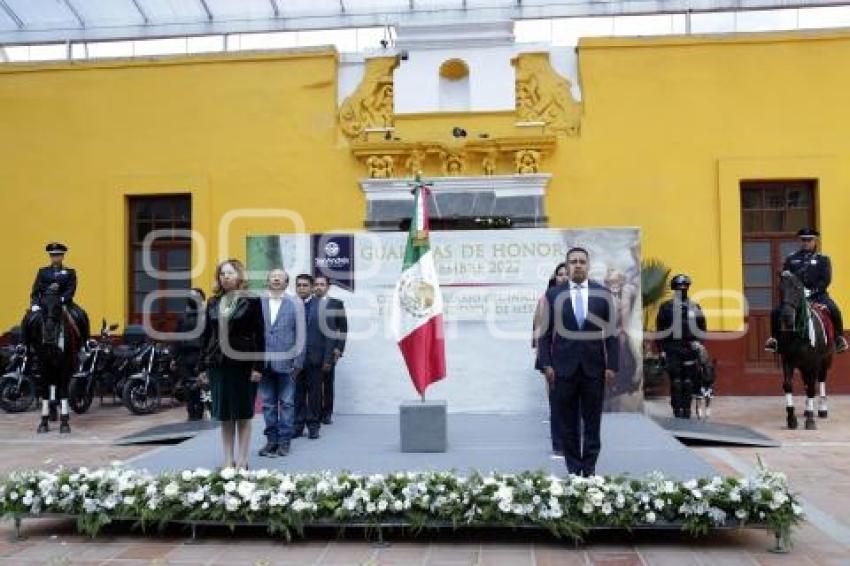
[129,413,718,480]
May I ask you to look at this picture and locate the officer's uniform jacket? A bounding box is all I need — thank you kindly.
[30,265,77,306]
[783,249,831,297]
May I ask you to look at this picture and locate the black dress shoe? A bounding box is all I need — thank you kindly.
[321,416,333,425]
[277,442,290,456]
[292,428,304,439]
[308,429,320,440]
[258,442,278,457]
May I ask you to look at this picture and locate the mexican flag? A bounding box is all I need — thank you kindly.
[391,181,446,396]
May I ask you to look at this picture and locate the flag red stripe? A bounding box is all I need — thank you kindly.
[398,314,446,396]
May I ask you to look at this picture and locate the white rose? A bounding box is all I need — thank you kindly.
[181,471,193,482]
[601,502,613,515]
[224,481,236,494]
[378,500,388,512]
[164,482,180,498]
[645,511,656,523]
[366,502,377,513]
[220,468,235,481]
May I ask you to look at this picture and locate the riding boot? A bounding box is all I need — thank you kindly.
[37,416,49,433]
[59,415,70,434]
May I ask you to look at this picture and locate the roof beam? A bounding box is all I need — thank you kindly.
[130,0,149,24]
[269,0,279,18]
[61,0,86,29]
[4,0,850,45]
[198,0,213,21]
[0,0,23,29]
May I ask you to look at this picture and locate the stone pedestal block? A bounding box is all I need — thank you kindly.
[400,400,447,453]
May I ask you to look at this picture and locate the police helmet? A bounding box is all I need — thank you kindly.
[670,273,691,290]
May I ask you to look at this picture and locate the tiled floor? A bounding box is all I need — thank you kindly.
[2,397,850,564]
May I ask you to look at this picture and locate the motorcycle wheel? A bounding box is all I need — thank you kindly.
[0,374,36,413]
[69,376,94,414]
[122,376,161,415]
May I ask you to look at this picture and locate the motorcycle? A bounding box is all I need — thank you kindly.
[0,344,40,413]
[68,319,119,414]
[122,341,175,415]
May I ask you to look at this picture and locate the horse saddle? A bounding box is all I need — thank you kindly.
[810,302,836,345]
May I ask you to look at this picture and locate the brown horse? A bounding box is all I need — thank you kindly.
[777,271,833,430]
[24,291,82,433]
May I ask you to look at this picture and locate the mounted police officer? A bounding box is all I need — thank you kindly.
[765,228,847,354]
[656,274,708,419]
[27,242,89,341]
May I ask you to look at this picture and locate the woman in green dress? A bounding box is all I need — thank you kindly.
[198,259,265,469]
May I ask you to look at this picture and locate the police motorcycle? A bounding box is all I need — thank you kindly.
[68,319,120,414]
[122,338,176,415]
[0,340,40,413]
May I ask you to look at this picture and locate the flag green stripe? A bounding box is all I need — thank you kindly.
[402,185,430,271]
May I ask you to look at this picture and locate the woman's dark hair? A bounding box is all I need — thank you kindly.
[548,261,567,288]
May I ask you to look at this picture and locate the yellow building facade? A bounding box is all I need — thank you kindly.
[2,29,849,391]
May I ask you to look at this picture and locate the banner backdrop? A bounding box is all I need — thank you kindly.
[247,228,643,414]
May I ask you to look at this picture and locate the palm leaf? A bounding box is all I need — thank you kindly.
[641,259,671,310]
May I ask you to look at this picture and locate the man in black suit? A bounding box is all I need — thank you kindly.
[539,247,619,477]
[293,274,337,440]
[312,275,348,425]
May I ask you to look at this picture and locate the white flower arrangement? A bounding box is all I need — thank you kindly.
[0,463,803,545]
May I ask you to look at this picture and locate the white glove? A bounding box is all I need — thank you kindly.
[30,305,41,312]
[804,288,812,298]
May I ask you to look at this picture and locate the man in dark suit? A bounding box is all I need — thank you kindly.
[539,247,619,477]
[312,275,347,425]
[293,274,337,440]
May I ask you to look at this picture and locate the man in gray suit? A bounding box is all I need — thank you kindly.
[258,268,305,457]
